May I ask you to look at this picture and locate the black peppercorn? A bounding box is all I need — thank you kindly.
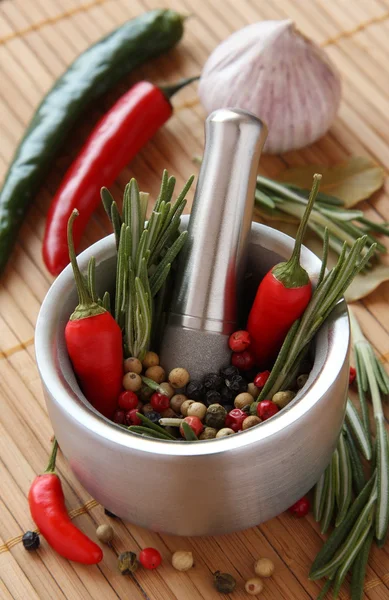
[186,380,205,401]
[205,389,222,406]
[223,404,234,413]
[220,386,235,405]
[219,365,240,379]
[147,410,162,424]
[104,508,119,518]
[225,374,248,394]
[203,372,224,391]
[214,570,236,594]
[22,531,40,551]
[205,404,227,429]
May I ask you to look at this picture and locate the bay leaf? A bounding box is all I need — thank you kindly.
[277,157,384,208]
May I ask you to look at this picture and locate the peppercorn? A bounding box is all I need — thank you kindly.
[296,373,309,389]
[151,392,170,413]
[248,382,259,398]
[225,408,246,431]
[139,385,153,403]
[234,392,254,409]
[254,557,275,578]
[231,349,255,371]
[146,410,162,424]
[199,427,217,440]
[216,428,235,438]
[170,394,187,413]
[145,365,165,384]
[228,330,251,352]
[22,531,40,551]
[118,551,139,574]
[160,407,176,418]
[257,400,279,421]
[159,382,175,398]
[168,367,190,389]
[96,524,114,544]
[186,380,205,401]
[104,508,118,518]
[118,390,139,411]
[203,372,224,391]
[125,409,142,426]
[124,357,143,374]
[250,401,260,416]
[225,374,248,394]
[123,371,142,392]
[142,403,154,416]
[219,364,240,379]
[181,399,195,416]
[188,402,207,420]
[213,570,236,593]
[288,495,310,517]
[205,389,222,406]
[220,385,235,405]
[272,390,295,409]
[205,404,227,429]
[180,416,203,438]
[171,550,194,571]
[245,577,264,595]
[113,408,126,424]
[142,351,159,369]
[254,370,270,389]
[223,403,234,413]
[242,415,261,430]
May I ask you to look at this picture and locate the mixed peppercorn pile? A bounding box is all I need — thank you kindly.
[109,329,312,442]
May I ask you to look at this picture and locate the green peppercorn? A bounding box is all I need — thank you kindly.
[205,404,227,429]
[297,373,309,389]
[22,531,40,551]
[118,551,139,574]
[272,390,295,409]
[214,570,236,594]
[199,427,217,440]
[250,401,259,416]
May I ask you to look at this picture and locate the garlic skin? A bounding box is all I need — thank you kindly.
[198,20,342,154]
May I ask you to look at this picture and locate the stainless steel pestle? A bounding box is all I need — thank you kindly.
[160,108,267,379]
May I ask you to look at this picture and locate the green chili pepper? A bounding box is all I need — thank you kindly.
[0,9,184,274]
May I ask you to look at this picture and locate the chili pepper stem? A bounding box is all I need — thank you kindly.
[272,174,322,288]
[161,76,200,100]
[44,439,59,474]
[67,210,105,320]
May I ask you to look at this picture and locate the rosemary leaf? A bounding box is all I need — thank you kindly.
[335,429,353,526]
[350,529,374,600]
[344,425,366,495]
[102,291,111,313]
[321,457,336,535]
[313,470,327,523]
[345,398,372,460]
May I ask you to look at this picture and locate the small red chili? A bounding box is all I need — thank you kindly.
[125,409,142,426]
[225,408,247,432]
[118,390,139,411]
[139,547,162,570]
[28,440,103,564]
[151,392,170,413]
[180,416,204,438]
[113,409,126,424]
[257,400,279,421]
[43,78,197,275]
[231,350,255,371]
[247,176,321,368]
[254,371,270,389]
[349,366,356,386]
[228,330,251,353]
[288,495,310,518]
[64,211,123,420]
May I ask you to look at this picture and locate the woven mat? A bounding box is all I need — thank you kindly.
[1,0,389,598]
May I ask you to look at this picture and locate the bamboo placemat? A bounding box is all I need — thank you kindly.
[1,0,389,598]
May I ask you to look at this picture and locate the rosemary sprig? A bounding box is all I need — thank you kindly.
[100,171,194,359]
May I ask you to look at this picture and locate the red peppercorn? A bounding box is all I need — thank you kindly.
[349,366,356,386]
[288,495,310,518]
[228,330,251,353]
[257,400,279,421]
[150,392,170,413]
[254,370,270,389]
[225,408,247,432]
[125,408,141,426]
[139,547,162,570]
[118,390,139,411]
[231,350,255,371]
[180,416,204,438]
[113,409,125,424]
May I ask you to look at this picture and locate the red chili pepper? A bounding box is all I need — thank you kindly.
[43,77,198,275]
[247,175,322,368]
[28,440,103,564]
[65,210,123,419]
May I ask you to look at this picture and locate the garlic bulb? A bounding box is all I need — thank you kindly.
[198,20,341,154]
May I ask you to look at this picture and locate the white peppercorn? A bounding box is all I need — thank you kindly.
[123,372,142,392]
[159,382,174,398]
[145,365,165,384]
[245,577,264,595]
[96,524,114,544]
[170,394,187,414]
[142,351,159,368]
[242,416,261,430]
[234,392,254,409]
[187,402,207,420]
[124,357,143,374]
[216,428,235,438]
[254,557,275,578]
[181,399,195,416]
[171,550,194,571]
[168,367,190,389]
